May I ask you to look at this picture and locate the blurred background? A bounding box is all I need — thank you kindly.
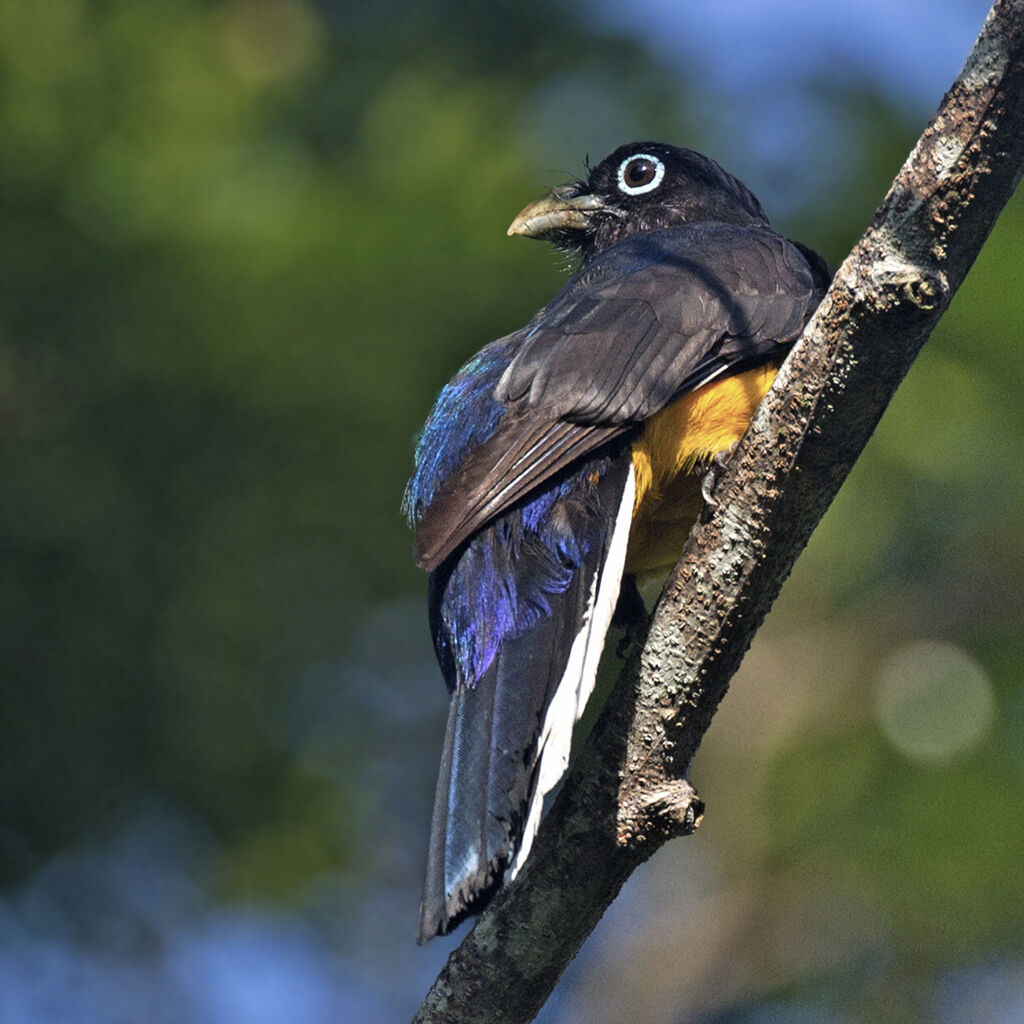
[0,0,1021,1021]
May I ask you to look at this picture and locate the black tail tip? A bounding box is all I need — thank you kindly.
[417,898,466,945]
[417,867,505,943]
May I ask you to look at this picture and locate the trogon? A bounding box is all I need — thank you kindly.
[405,142,830,942]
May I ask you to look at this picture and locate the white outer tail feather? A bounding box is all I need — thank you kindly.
[509,464,636,879]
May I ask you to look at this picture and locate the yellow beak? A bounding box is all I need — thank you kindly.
[507,190,604,239]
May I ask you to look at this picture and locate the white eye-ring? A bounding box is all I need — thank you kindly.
[616,153,666,195]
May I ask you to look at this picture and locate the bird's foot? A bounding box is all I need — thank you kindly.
[613,575,649,657]
[699,442,740,516]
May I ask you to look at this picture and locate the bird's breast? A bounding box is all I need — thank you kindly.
[625,363,779,577]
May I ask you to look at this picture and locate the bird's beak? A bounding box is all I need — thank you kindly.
[507,188,605,240]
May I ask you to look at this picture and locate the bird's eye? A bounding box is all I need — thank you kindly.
[616,154,666,195]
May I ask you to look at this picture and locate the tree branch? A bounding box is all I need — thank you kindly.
[413,2,1024,1020]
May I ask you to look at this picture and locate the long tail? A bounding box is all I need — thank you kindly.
[418,456,635,942]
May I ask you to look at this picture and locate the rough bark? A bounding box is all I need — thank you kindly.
[413,2,1024,1020]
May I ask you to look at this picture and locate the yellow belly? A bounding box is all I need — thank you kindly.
[625,363,778,577]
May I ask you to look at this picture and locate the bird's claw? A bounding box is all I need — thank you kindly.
[700,442,740,513]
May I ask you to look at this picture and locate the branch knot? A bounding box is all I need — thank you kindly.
[620,778,705,846]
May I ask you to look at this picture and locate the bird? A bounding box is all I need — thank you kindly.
[404,142,830,942]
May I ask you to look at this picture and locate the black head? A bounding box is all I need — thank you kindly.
[508,142,770,264]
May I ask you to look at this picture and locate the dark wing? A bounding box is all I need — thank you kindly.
[497,224,822,421]
[413,223,824,572]
[413,414,628,572]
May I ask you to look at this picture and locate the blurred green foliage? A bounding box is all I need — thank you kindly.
[0,0,1021,1020]
[0,0,683,891]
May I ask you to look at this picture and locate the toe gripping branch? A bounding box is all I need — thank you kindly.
[699,442,741,514]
